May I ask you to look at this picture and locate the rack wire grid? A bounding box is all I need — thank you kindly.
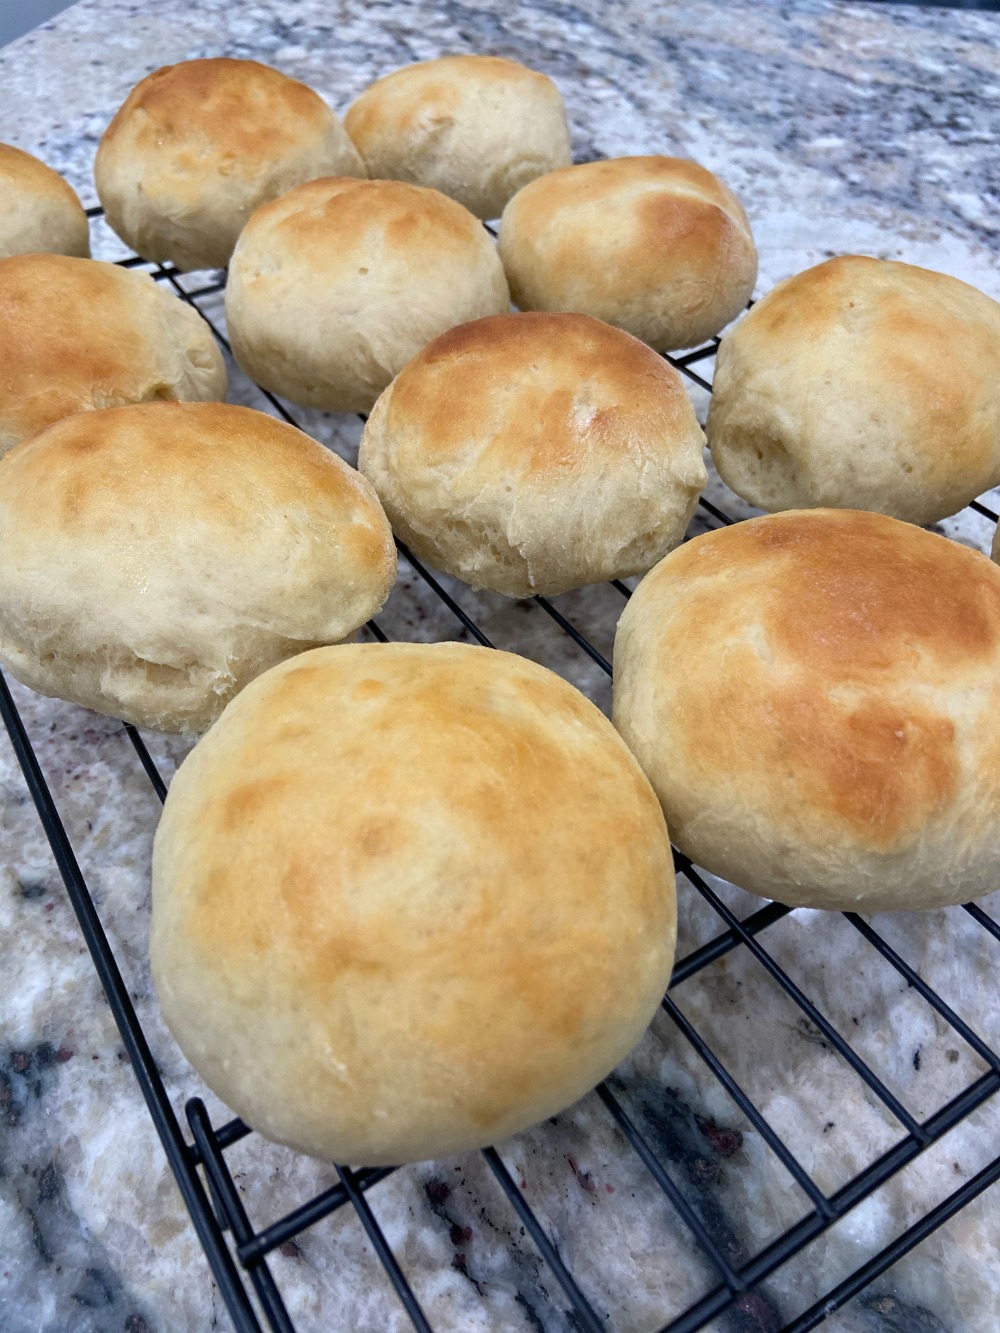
[2,206,999,1333]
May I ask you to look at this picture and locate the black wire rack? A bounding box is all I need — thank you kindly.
[2,207,999,1333]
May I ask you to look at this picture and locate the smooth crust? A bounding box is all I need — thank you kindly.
[0,143,90,259]
[225,176,510,414]
[498,155,757,351]
[95,57,366,271]
[359,312,707,596]
[0,403,396,732]
[344,55,572,219]
[0,254,226,459]
[706,256,1000,526]
[151,642,676,1164]
[613,509,1000,911]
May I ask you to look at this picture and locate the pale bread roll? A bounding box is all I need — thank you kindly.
[95,57,366,272]
[0,253,226,458]
[613,509,1000,911]
[498,156,757,350]
[359,312,707,596]
[151,642,676,1164]
[707,256,1000,526]
[0,403,396,733]
[225,176,510,414]
[0,143,90,259]
[344,55,572,219]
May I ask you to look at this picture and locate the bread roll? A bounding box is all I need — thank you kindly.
[707,256,1000,526]
[226,176,510,414]
[613,509,1000,911]
[498,156,757,350]
[0,254,225,458]
[95,57,366,272]
[359,312,707,596]
[344,55,572,219]
[0,143,90,259]
[151,642,676,1164]
[0,403,395,733]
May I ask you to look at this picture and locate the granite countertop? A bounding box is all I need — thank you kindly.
[1,2,999,1331]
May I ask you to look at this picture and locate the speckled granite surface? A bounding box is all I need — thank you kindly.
[1,2,999,1331]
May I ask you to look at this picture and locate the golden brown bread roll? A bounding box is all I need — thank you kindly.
[0,403,396,732]
[359,312,707,596]
[95,57,366,271]
[225,176,510,414]
[0,254,226,458]
[706,256,1000,526]
[0,143,90,259]
[151,641,676,1164]
[613,509,1000,911]
[498,155,757,350]
[344,55,572,219]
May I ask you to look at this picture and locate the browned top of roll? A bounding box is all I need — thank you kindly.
[0,143,87,216]
[0,253,225,456]
[345,54,558,137]
[384,310,698,473]
[99,57,335,175]
[502,155,752,291]
[239,174,482,260]
[613,508,1000,909]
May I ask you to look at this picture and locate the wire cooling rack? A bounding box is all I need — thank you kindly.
[1,208,999,1333]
